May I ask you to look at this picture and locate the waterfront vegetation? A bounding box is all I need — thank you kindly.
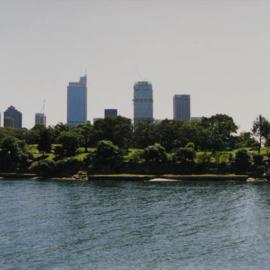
[1,114,270,178]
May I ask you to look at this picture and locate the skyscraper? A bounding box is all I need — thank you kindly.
[104,109,118,118]
[173,95,191,121]
[35,113,46,126]
[67,75,87,126]
[4,106,22,128]
[133,81,153,124]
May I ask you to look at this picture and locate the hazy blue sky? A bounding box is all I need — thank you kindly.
[1,0,270,130]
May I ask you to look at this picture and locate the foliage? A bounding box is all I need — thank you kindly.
[234,149,251,173]
[30,160,56,177]
[173,147,195,164]
[0,136,32,172]
[92,140,122,169]
[236,132,257,148]
[57,131,79,157]
[200,114,238,151]
[93,116,132,148]
[133,120,157,148]
[37,127,53,154]
[253,154,264,166]
[72,123,94,152]
[252,115,270,152]
[140,143,168,164]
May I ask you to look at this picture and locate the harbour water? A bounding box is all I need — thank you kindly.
[1,179,270,270]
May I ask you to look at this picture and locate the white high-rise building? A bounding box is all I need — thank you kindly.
[133,81,153,124]
[173,95,191,121]
[67,75,87,126]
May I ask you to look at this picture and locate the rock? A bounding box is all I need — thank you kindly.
[246,178,267,183]
[149,178,178,182]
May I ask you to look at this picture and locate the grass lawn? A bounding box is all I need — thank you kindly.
[29,144,270,163]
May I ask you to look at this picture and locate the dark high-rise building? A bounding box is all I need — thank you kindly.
[173,95,191,121]
[67,75,87,126]
[104,109,118,118]
[4,106,22,128]
[133,81,153,123]
[35,113,46,126]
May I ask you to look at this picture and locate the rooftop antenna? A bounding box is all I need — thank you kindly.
[40,99,46,114]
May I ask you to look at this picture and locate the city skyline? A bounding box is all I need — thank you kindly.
[2,1,270,131]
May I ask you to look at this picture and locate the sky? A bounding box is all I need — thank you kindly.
[1,0,270,131]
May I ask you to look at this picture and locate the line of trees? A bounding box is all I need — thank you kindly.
[0,114,270,176]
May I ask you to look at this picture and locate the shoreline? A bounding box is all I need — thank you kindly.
[88,174,249,181]
[0,173,250,182]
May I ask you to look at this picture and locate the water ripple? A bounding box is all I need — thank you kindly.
[1,180,270,270]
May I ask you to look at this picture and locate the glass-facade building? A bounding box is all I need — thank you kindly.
[35,113,46,126]
[133,81,153,124]
[104,109,118,118]
[4,106,22,128]
[67,75,87,126]
[173,95,191,121]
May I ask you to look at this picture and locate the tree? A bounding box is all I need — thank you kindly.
[200,114,238,151]
[252,115,270,153]
[173,147,195,164]
[236,132,257,148]
[155,120,185,151]
[0,136,31,172]
[73,123,94,152]
[253,154,264,166]
[30,160,56,177]
[57,131,79,156]
[234,149,251,173]
[133,120,157,148]
[37,127,53,155]
[140,143,168,165]
[93,140,122,169]
[94,116,132,148]
[51,123,70,143]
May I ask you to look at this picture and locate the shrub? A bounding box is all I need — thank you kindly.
[93,140,122,170]
[140,144,168,165]
[173,147,195,164]
[29,160,56,177]
[57,131,79,156]
[253,154,264,166]
[55,158,84,176]
[234,149,251,173]
[0,136,32,172]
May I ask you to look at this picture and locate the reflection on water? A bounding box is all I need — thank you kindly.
[1,180,270,270]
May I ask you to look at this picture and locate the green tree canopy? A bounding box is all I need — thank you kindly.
[201,114,238,151]
[173,147,195,164]
[93,140,122,168]
[234,149,251,173]
[94,116,132,148]
[252,115,270,152]
[57,131,79,156]
[0,136,31,172]
[140,143,168,164]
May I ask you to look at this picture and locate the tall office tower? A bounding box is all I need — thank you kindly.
[173,95,191,121]
[35,113,46,126]
[67,75,87,126]
[104,109,118,118]
[4,106,22,128]
[133,81,153,124]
